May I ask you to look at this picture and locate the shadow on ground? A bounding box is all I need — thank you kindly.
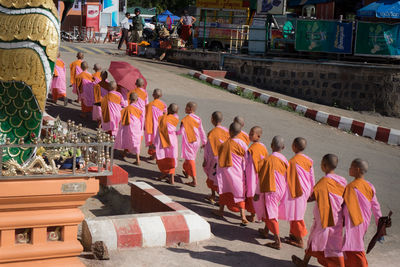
[167,245,307,267]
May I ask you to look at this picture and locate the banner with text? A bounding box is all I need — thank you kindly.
[355,22,400,58]
[295,20,353,54]
[196,0,249,10]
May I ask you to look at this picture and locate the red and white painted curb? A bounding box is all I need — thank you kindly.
[82,182,211,250]
[188,70,400,146]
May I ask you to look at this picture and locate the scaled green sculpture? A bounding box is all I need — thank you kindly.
[0,0,59,164]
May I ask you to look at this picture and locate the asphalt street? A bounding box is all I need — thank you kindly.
[50,42,400,267]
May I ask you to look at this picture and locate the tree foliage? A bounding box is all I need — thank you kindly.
[127,0,195,14]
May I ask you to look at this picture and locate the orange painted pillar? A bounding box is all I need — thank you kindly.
[0,177,99,266]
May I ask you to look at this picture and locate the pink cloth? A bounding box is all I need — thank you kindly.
[51,59,66,95]
[342,181,382,252]
[216,138,251,203]
[72,65,83,95]
[114,103,143,154]
[279,154,315,221]
[307,173,347,258]
[154,114,179,163]
[177,114,207,161]
[253,152,288,221]
[245,147,268,220]
[101,91,127,136]
[135,87,149,112]
[203,126,229,187]
[145,101,167,146]
[92,85,108,121]
[80,71,95,107]
[120,86,130,101]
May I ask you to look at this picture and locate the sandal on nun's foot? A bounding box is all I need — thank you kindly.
[291,255,306,267]
[265,241,281,250]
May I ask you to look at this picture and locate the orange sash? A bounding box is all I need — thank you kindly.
[76,71,93,93]
[208,127,229,156]
[218,139,246,168]
[248,142,268,173]
[344,179,374,226]
[237,131,250,146]
[54,59,64,77]
[314,176,345,228]
[128,87,147,102]
[121,105,142,126]
[181,115,199,143]
[69,59,82,84]
[93,71,101,81]
[94,84,102,104]
[258,155,287,193]
[145,99,166,135]
[287,154,313,199]
[101,92,122,123]
[158,114,179,148]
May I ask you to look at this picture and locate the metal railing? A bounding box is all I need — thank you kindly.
[0,121,114,180]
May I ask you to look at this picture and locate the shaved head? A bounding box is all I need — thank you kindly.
[229,122,242,138]
[233,116,245,127]
[271,135,285,151]
[136,78,145,87]
[293,137,307,152]
[100,70,108,80]
[322,154,338,171]
[352,158,368,174]
[186,101,197,112]
[77,52,84,59]
[81,61,88,70]
[250,126,262,136]
[94,63,102,72]
[129,92,138,103]
[153,88,162,98]
[211,111,223,123]
[168,103,178,114]
[109,81,117,91]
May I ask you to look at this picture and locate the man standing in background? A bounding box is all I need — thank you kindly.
[130,8,145,43]
[118,12,130,50]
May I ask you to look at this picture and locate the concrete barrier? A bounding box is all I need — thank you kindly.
[81,182,211,250]
[188,70,400,146]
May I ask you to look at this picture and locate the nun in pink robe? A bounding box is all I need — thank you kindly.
[92,82,108,122]
[101,90,127,136]
[114,101,143,154]
[216,138,251,212]
[342,179,381,266]
[252,152,288,224]
[72,65,83,98]
[203,125,229,191]
[144,99,167,147]
[80,73,95,110]
[51,58,67,101]
[307,173,347,261]
[278,153,315,241]
[154,113,180,174]
[177,113,207,179]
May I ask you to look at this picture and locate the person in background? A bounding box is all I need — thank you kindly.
[130,8,145,43]
[179,10,196,44]
[118,12,131,50]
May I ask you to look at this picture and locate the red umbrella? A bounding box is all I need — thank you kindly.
[108,61,147,91]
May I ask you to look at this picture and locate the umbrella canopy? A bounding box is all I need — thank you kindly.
[157,10,180,23]
[108,61,147,91]
[357,0,400,19]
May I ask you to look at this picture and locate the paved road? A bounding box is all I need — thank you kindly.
[51,42,400,267]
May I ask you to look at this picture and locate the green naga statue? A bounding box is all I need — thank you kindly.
[0,0,59,164]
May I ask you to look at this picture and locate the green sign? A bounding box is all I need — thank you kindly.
[355,21,400,58]
[295,20,353,54]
